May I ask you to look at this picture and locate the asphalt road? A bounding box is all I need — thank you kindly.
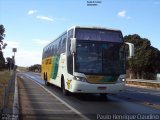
[18,72,160,120]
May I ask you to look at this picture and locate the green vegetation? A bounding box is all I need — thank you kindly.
[124,34,160,79]
[29,64,41,72]
[0,24,7,71]
[0,70,11,109]
[0,51,5,70]
[0,70,11,84]
[17,66,28,72]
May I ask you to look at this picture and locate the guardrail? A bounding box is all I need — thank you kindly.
[126,79,160,89]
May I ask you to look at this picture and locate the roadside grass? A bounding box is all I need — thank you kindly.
[8,93,14,109]
[0,70,11,85]
[0,70,12,109]
[0,88,5,109]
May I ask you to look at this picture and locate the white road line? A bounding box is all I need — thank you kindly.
[27,76,90,120]
[22,97,54,99]
[19,92,48,93]
[20,93,50,95]
[152,93,160,96]
[29,102,63,104]
[20,90,46,92]
[21,98,59,101]
[126,89,160,96]
[126,89,148,94]
[23,108,73,112]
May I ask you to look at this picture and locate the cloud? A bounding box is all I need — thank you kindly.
[27,10,67,23]
[2,40,42,66]
[16,50,42,67]
[36,15,53,21]
[33,39,50,45]
[3,40,20,60]
[118,10,132,20]
[4,40,20,49]
[4,48,42,67]
[27,10,54,22]
[28,10,37,15]
[118,10,126,17]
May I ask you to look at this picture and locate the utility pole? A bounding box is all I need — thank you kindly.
[12,48,17,70]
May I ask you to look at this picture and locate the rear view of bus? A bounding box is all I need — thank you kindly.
[42,26,134,96]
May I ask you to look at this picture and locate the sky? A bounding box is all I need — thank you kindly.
[0,0,160,67]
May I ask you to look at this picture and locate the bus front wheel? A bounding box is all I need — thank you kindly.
[61,79,69,96]
[100,93,108,99]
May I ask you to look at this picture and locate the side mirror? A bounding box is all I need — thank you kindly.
[125,42,134,58]
[70,38,76,54]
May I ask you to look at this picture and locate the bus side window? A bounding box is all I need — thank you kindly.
[46,47,48,57]
[42,50,45,58]
[49,47,51,57]
[58,38,62,55]
[61,36,66,53]
[55,42,58,55]
[52,45,54,55]
[48,46,50,57]
[44,49,46,58]
[67,29,73,75]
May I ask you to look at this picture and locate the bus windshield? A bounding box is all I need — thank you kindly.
[75,28,123,42]
[75,41,125,75]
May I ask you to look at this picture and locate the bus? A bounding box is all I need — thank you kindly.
[41,26,134,96]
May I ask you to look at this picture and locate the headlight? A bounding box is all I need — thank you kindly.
[73,76,87,82]
[117,78,126,83]
[122,78,125,82]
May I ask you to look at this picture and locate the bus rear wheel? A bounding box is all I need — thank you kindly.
[44,73,50,86]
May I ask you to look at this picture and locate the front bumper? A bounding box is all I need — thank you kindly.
[69,80,125,94]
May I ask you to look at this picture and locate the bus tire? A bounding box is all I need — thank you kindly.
[45,73,50,86]
[100,93,107,99]
[61,78,69,96]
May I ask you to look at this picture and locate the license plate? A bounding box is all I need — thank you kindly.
[97,86,106,90]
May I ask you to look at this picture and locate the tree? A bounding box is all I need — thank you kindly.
[0,24,6,48]
[6,57,14,71]
[0,51,5,70]
[29,64,41,72]
[0,24,7,50]
[0,24,6,70]
[124,34,160,79]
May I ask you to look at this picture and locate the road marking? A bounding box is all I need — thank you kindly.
[126,84,160,91]
[118,90,160,110]
[141,102,160,110]
[23,108,73,112]
[20,93,50,95]
[21,98,59,102]
[29,101,64,104]
[26,75,90,120]
[19,92,48,94]
[126,89,160,96]
[22,97,55,99]
[126,89,149,94]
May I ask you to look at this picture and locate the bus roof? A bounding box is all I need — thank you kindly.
[43,26,122,50]
[67,25,122,32]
